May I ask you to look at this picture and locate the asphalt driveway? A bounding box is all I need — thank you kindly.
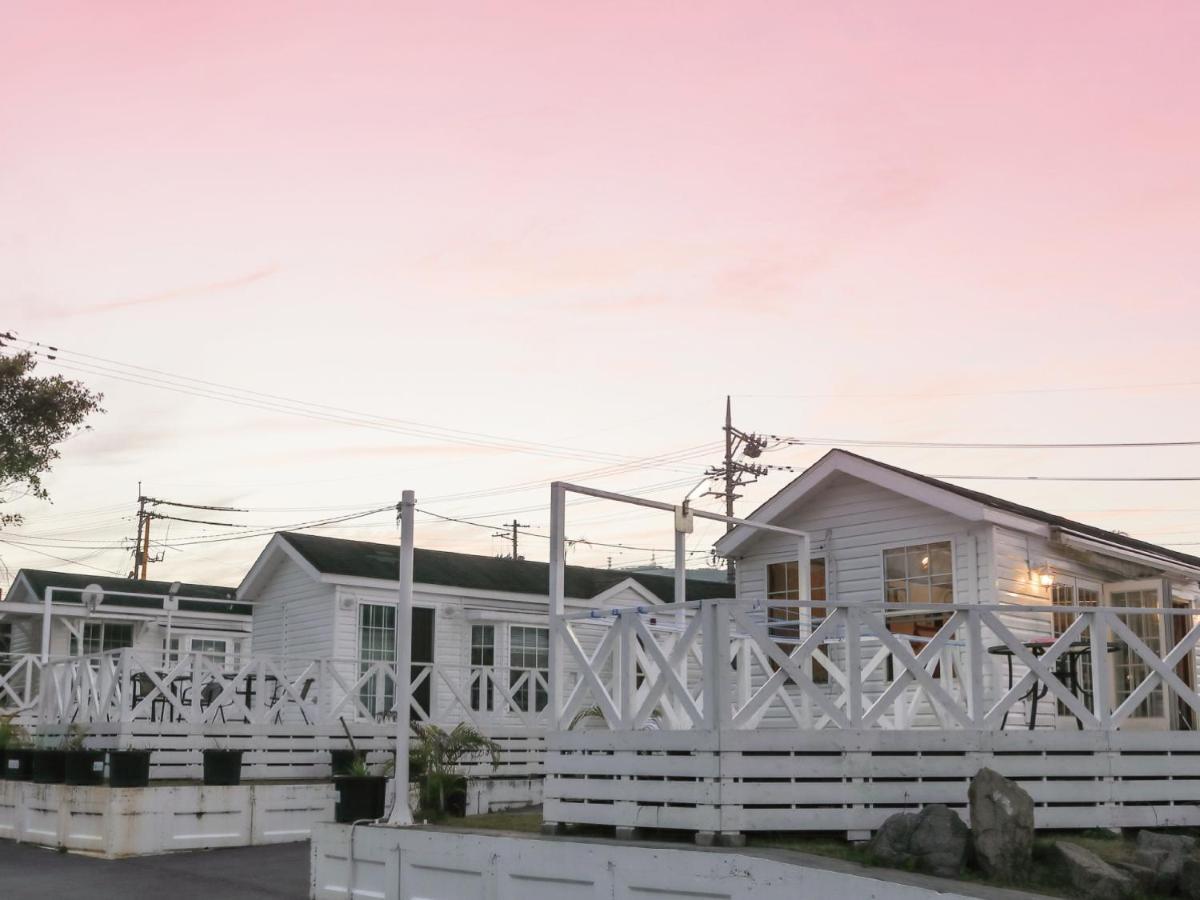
[0,840,310,899]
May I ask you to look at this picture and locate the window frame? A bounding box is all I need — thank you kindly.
[508,624,549,713]
[878,538,957,633]
[470,623,496,712]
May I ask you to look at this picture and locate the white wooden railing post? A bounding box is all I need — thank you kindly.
[701,600,731,731]
[967,607,985,726]
[619,612,636,730]
[1090,609,1111,730]
[846,605,862,728]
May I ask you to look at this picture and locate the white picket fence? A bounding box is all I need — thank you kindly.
[545,598,1200,834]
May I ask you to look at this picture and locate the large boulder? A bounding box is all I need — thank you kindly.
[1134,830,1196,894]
[968,767,1034,881]
[867,805,969,878]
[1051,842,1136,900]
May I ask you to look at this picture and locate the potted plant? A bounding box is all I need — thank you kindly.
[412,723,499,818]
[0,717,31,780]
[330,748,365,776]
[31,727,68,784]
[64,725,106,786]
[333,756,387,823]
[108,745,152,788]
[202,738,243,786]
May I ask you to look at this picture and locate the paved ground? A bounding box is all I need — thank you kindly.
[0,840,311,899]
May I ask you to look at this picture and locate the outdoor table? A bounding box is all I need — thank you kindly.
[988,638,1120,729]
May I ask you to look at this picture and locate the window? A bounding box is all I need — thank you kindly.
[509,626,548,712]
[356,604,436,721]
[766,559,828,682]
[70,622,134,656]
[883,542,954,638]
[470,625,495,712]
[358,603,396,718]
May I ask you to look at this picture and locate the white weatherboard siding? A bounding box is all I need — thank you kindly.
[249,553,336,660]
[733,472,990,606]
[730,472,993,727]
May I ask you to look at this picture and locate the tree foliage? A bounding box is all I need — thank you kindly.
[0,350,104,526]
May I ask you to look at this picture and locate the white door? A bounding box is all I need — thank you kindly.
[1104,579,1170,731]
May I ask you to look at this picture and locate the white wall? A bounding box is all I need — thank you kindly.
[311,824,989,900]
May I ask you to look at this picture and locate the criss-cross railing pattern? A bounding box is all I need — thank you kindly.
[553,599,1200,732]
[34,650,553,731]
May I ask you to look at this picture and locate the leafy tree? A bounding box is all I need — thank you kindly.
[0,347,103,526]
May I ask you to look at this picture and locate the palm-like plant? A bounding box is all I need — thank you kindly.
[0,715,27,750]
[411,722,499,815]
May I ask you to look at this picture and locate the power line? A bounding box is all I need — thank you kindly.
[13,336,714,473]
[416,508,712,556]
[0,539,126,576]
[768,435,1200,450]
[733,379,1200,400]
[759,463,1200,482]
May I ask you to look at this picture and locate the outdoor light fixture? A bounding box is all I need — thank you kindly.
[1034,565,1054,587]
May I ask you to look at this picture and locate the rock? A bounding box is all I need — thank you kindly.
[1134,830,1195,894]
[867,805,969,878]
[1052,842,1136,900]
[1180,857,1200,900]
[1112,860,1156,894]
[968,767,1035,882]
[867,811,918,868]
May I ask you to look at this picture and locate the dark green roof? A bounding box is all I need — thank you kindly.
[278,531,731,603]
[12,569,237,603]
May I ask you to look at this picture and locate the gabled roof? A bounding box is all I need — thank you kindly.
[251,531,730,603]
[714,449,1200,572]
[7,569,237,604]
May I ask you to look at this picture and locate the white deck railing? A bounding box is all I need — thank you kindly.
[555,598,1200,733]
[21,649,551,733]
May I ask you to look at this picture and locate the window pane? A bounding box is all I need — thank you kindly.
[907,546,930,578]
[884,550,907,581]
[908,578,932,605]
[930,576,953,604]
[885,580,907,604]
[929,543,952,576]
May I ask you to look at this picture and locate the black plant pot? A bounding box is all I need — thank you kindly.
[334,775,387,823]
[4,748,32,781]
[330,750,364,777]
[108,751,152,787]
[32,750,66,784]
[64,750,106,786]
[202,749,243,786]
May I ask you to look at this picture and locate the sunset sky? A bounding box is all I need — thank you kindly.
[2,2,1199,590]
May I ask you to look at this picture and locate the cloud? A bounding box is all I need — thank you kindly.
[43,265,280,318]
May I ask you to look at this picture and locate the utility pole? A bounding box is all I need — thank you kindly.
[130,485,147,579]
[705,395,769,583]
[493,519,528,560]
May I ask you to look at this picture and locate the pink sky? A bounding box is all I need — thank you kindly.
[2,2,1199,587]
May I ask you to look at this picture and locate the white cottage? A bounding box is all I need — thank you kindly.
[238,531,729,728]
[714,449,1200,731]
[1,570,251,665]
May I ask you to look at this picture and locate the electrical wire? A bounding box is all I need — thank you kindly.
[768,435,1200,450]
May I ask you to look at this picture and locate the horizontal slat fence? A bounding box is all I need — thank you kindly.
[545,728,1200,833]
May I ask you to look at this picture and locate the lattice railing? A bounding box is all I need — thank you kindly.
[554,598,1200,732]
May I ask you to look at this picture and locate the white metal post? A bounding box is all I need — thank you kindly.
[387,490,416,826]
[548,483,566,728]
